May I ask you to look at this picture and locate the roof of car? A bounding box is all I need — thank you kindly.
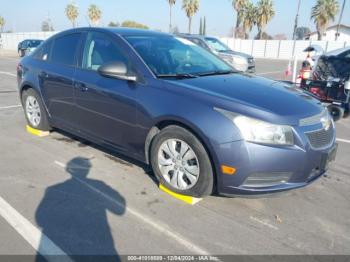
[324,46,350,57]
[58,27,171,37]
[107,27,171,37]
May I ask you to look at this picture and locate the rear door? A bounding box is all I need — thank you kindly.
[73,31,139,154]
[39,32,83,128]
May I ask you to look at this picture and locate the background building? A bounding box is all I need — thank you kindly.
[306,24,350,41]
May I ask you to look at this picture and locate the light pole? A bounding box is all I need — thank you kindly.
[335,0,347,41]
[291,0,302,83]
[292,0,302,40]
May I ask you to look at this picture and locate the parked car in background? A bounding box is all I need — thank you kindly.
[17,39,44,57]
[313,46,350,80]
[178,34,255,73]
[17,28,336,197]
[299,46,350,121]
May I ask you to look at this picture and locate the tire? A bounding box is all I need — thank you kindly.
[328,104,344,122]
[150,125,214,198]
[22,89,51,131]
[343,103,350,119]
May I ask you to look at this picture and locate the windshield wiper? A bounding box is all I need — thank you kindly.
[197,70,236,77]
[157,73,199,79]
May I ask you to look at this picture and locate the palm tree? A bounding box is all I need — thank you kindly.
[255,0,275,39]
[0,16,5,33]
[168,0,176,33]
[232,0,248,38]
[182,0,200,34]
[242,1,256,39]
[88,4,102,26]
[65,2,79,28]
[311,0,339,40]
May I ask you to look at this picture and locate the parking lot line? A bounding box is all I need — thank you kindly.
[0,196,69,259]
[0,105,22,110]
[336,138,350,144]
[0,71,16,77]
[249,216,279,230]
[54,160,212,255]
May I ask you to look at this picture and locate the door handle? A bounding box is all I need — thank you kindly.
[40,71,49,78]
[75,82,88,92]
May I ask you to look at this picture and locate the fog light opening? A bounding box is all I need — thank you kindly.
[243,172,293,188]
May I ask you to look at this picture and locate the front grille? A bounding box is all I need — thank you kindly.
[305,126,335,149]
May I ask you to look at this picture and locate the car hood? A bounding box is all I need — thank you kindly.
[165,74,323,126]
[219,50,253,59]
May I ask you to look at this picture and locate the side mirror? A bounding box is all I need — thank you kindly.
[98,62,137,82]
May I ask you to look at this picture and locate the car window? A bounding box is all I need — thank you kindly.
[205,38,230,52]
[82,32,128,71]
[22,41,29,48]
[190,38,207,49]
[33,40,52,61]
[125,36,231,76]
[51,33,81,66]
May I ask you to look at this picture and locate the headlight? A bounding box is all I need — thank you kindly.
[221,55,248,72]
[215,108,294,146]
[231,55,248,65]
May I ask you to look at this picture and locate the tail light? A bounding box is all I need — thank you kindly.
[17,64,23,78]
[310,87,327,100]
[302,70,311,80]
[17,64,22,73]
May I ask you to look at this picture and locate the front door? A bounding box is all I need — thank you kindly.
[74,31,139,154]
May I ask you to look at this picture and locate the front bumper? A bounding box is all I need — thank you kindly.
[214,125,337,196]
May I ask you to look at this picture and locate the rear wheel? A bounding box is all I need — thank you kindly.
[150,125,214,198]
[22,89,51,131]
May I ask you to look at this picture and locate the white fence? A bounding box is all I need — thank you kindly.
[0,32,58,51]
[1,31,350,60]
[220,38,350,60]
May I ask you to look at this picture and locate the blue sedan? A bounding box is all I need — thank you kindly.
[17,28,337,197]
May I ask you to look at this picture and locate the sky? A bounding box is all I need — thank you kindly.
[0,0,349,38]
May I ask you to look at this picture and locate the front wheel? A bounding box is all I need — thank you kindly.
[150,125,214,198]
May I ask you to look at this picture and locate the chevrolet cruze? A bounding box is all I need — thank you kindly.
[17,28,337,197]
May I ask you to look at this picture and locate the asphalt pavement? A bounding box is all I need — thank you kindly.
[0,55,349,258]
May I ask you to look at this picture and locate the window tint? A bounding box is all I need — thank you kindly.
[82,32,128,71]
[51,33,81,66]
[33,41,52,61]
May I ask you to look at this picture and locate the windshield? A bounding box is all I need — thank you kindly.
[125,36,232,77]
[204,37,230,52]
